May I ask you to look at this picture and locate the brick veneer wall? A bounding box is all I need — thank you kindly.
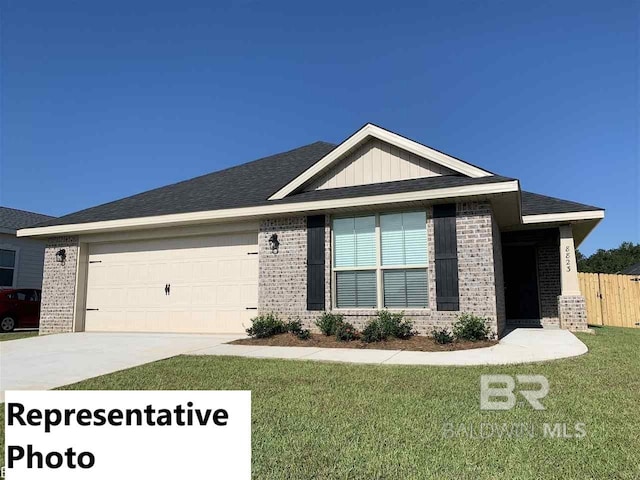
[492,217,506,334]
[258,216,331,324]
[558,295,588,331]
[259,202,503,336]
[537,244,561,327]
[39,236,80,334]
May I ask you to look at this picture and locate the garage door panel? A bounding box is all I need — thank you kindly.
[84,232,258,333]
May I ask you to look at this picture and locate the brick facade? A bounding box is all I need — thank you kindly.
[39,236,80,334]
[558,295,588,331]
[258,216,331,324]
[38,207,585,337]
[492,216,506,334]
[258,202,504,337]
[537,245,561,327]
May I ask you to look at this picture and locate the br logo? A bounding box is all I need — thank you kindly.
[480,375,549,410]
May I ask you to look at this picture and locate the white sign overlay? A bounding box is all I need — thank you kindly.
[4,390,251,480]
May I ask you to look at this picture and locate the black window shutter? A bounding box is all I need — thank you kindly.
[307,215,326,310]
[433,204,459,311]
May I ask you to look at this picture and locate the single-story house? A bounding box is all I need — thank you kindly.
[1,207,55,290]
[18,124,604,336]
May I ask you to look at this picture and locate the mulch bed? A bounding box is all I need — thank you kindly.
[229,333,497,352]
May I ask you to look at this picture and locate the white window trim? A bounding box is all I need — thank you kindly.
[0,245,19,289]
[331,212,430,311]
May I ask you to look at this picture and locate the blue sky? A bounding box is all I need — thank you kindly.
[1,0,637,254]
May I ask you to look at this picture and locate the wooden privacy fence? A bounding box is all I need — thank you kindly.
[578,272,640,328]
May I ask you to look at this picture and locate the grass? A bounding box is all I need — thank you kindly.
[2,326,639,479]
[0,330,38,342]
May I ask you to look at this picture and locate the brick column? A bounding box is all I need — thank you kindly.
[39,236,80,334]
[558,225,588,331]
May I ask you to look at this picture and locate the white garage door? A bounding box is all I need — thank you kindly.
[84,232,258,333]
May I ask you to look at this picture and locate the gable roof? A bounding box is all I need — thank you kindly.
[0,206,55,232]
[620,262,640,275]
[268,123,494,199]
[17,125,604,237]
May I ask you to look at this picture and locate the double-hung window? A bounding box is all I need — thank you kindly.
[0,249,16,287]
[332,211,428,309]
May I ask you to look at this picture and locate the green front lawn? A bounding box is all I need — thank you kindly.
[2,327,639,478]
[0,331,38,342]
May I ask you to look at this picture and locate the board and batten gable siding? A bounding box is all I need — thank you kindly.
[306,138,457,191]
[0,233,47,289]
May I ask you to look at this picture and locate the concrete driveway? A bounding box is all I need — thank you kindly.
[0,332,243,402]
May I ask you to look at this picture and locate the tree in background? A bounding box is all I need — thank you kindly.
[576,242,640,273]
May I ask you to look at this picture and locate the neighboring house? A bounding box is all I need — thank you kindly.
[1,207,55,289]
[18,124,604,336]
[620,262,640,275]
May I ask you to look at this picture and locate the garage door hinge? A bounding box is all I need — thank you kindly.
[89,260,102,264]
[86,308,99,311]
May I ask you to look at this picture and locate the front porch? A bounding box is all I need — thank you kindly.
[501,225,588,331]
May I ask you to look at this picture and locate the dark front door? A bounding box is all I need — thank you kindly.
[503,246,540,320]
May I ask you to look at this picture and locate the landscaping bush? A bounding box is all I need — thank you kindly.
[296,328,311,340]
[431,327,454,344]
[285,318,303,334]
[361,311,415,343]
[284,318,311,340]
[361,318,385,343]
[315,312,344,336]
[246,313,286,338]
[378,310,415,339]
[452,313,491,341]
[335,321,358,341]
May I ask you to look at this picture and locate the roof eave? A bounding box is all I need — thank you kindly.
[17,180,520,238]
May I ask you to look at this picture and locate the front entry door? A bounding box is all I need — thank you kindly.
[503,246,540,320]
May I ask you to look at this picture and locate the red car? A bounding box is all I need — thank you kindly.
[0,288,41,332]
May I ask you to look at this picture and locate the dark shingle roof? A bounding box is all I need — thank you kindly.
[620,262,640,275]
[0,207,55,230]
[25,140,602,230]
[34,141,337,228]
[521,191,603,216]
[276,175,516,204]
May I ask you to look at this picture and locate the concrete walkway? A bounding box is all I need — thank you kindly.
[0,332,242,402]
[191,328,588,366]
[0,329,587,401]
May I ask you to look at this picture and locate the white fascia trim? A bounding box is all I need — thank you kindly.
[522,210,605,224]
[268,124,493,200]
[17,180,519,238]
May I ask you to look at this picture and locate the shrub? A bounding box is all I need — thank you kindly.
[315,312,344,336]
[361,311,415,343]
[284,318,311,340]
[284,318,303,334]
[246,313,285,338]
[335,321,358,341]
[361,319,385,343]
[296,328,311,340]
[431,327,454,344]
[452,313,491,341]
[377,310,415,339]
